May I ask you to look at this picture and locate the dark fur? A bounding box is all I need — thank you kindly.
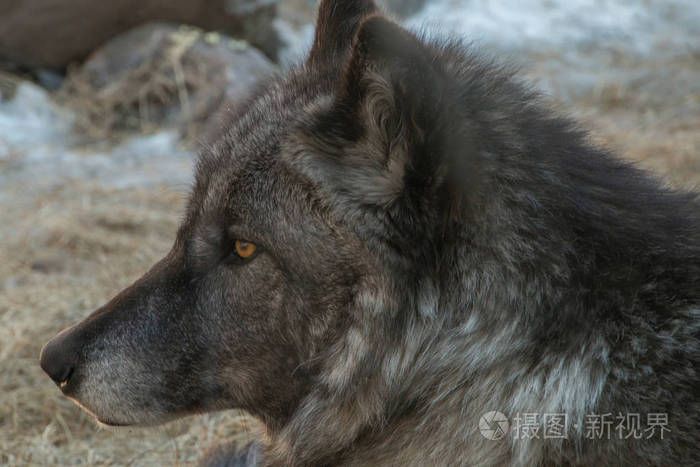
[41,1,699,465]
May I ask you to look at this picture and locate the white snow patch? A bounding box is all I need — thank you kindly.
[0,83,193,200]
[409,0,700,58]
[0,83,75,160]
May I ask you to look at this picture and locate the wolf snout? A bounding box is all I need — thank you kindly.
[40,326,81,390]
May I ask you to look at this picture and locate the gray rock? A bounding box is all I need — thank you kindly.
[0,0,281,69]
[64,23,276,137]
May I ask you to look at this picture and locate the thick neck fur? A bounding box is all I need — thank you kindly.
[263,173,699,466]
[261,38,700,467]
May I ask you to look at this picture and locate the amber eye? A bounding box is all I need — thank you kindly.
[234,240,257,259]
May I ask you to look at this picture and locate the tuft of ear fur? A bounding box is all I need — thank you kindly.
[307,0,380,66]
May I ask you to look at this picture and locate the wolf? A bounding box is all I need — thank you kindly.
[40,1,700,465]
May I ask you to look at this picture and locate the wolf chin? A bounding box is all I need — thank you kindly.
[40,1,699,465]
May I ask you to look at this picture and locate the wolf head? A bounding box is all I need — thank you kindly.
[40,0,600,452]
[40,0,467,427]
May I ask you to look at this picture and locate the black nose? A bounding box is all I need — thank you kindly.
[40,327,80,388]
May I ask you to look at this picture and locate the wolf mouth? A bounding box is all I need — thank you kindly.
[96,418,131,428]
[63,395,126,427]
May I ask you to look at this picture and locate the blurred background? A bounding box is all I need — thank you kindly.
[1,0,698,464]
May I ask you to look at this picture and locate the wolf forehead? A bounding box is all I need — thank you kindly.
[190,69,340,216]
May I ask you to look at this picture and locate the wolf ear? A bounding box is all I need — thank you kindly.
[307,0,379,65]
[293,17,472,227]
[338,15,440,133]
[329,17,454,208]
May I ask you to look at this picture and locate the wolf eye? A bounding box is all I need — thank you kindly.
[234,240,257,259]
